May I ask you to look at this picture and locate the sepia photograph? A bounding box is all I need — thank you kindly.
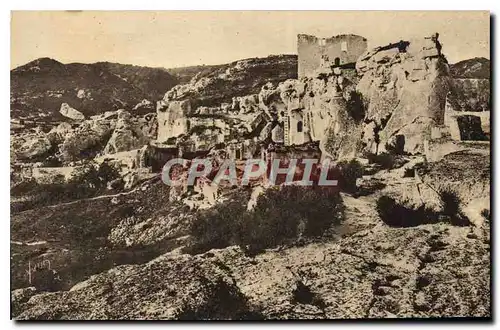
[9,10,491,320]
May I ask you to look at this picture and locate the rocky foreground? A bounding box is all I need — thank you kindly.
[12,151,490,320]
[10,36,491,320]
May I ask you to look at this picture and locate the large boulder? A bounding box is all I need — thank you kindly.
[59,120,114,162]
[356,35,450,154]
[103,110,150,154]
[16,136,52,160]
[59,103,85,121]
[14,253,256,320]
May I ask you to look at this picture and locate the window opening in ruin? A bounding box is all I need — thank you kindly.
[297,121,303,133]
[186,120,191,131]
[334,57,341,66]
[341,41,348,52]
[235,148,242,160]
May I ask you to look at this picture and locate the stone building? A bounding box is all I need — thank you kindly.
[298,34,367,78]
[444,78,490,141]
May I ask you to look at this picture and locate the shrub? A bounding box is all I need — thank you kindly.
[376,192,471,228]
[481,209,491,221]
[11,161,122,212]
[188,186,345,255]
[70,161,121,190]
[188,201,245,254]
[336,159,363,193]
[367,152,397,170]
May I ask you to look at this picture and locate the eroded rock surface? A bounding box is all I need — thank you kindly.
[356,35,450,154]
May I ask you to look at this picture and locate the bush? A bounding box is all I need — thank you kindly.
[188,186,345,255]
[376,192,470,228]
[481,209,491,221]
[336,159,363,193]
[188,201,245,254]
[367,152,397,170]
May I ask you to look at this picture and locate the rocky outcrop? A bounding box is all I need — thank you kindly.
[59,103,85,121]
[103,110,150,154]
[161,55,297,108]
[16,136,52,160]
[155,56,297,144]
[256,69,362,159]
[15,253,257,320]
[14,191,490,319]
[356,35,450,154]
[46,122,73,145]
[11,287,37,317]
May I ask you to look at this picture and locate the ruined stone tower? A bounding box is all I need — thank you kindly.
[297,34,367,78]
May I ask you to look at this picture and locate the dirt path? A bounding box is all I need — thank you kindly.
[13,174,161,214]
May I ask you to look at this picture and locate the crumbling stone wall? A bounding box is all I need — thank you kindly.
[298,34,367,78]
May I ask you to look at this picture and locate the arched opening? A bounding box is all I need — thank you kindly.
[297,121,303,133]
[186,120,191,131]
[334,57,341,66]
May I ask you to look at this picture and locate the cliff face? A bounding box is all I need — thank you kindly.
[356,35,450,154]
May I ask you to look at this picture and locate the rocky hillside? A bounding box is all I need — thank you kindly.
[166,63,227,84]
[12,151,491,319]
[164,55,298,108]
[11,55,298,121]
[450,57,490,79]
[11,58,177,120]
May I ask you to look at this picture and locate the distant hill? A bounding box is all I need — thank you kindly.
[165,55,299,108]
[11,55,299,120]
[166,64,227,84]
[450,57,490,79]
[10,58,179,120]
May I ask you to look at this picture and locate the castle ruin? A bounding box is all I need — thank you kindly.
[297,34,368,78]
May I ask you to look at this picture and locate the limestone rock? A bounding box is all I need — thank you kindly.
[60,120,114,162]
[17,136,52,160]
[59,103,85,121]
[108,206,192,247]
[103,110,149,155]
[355,35,450,154]
[46,122,73,145]
[14,253,255,320]
[11,287,37,317]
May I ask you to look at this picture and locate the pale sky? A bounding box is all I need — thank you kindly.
[11,11,490,69]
